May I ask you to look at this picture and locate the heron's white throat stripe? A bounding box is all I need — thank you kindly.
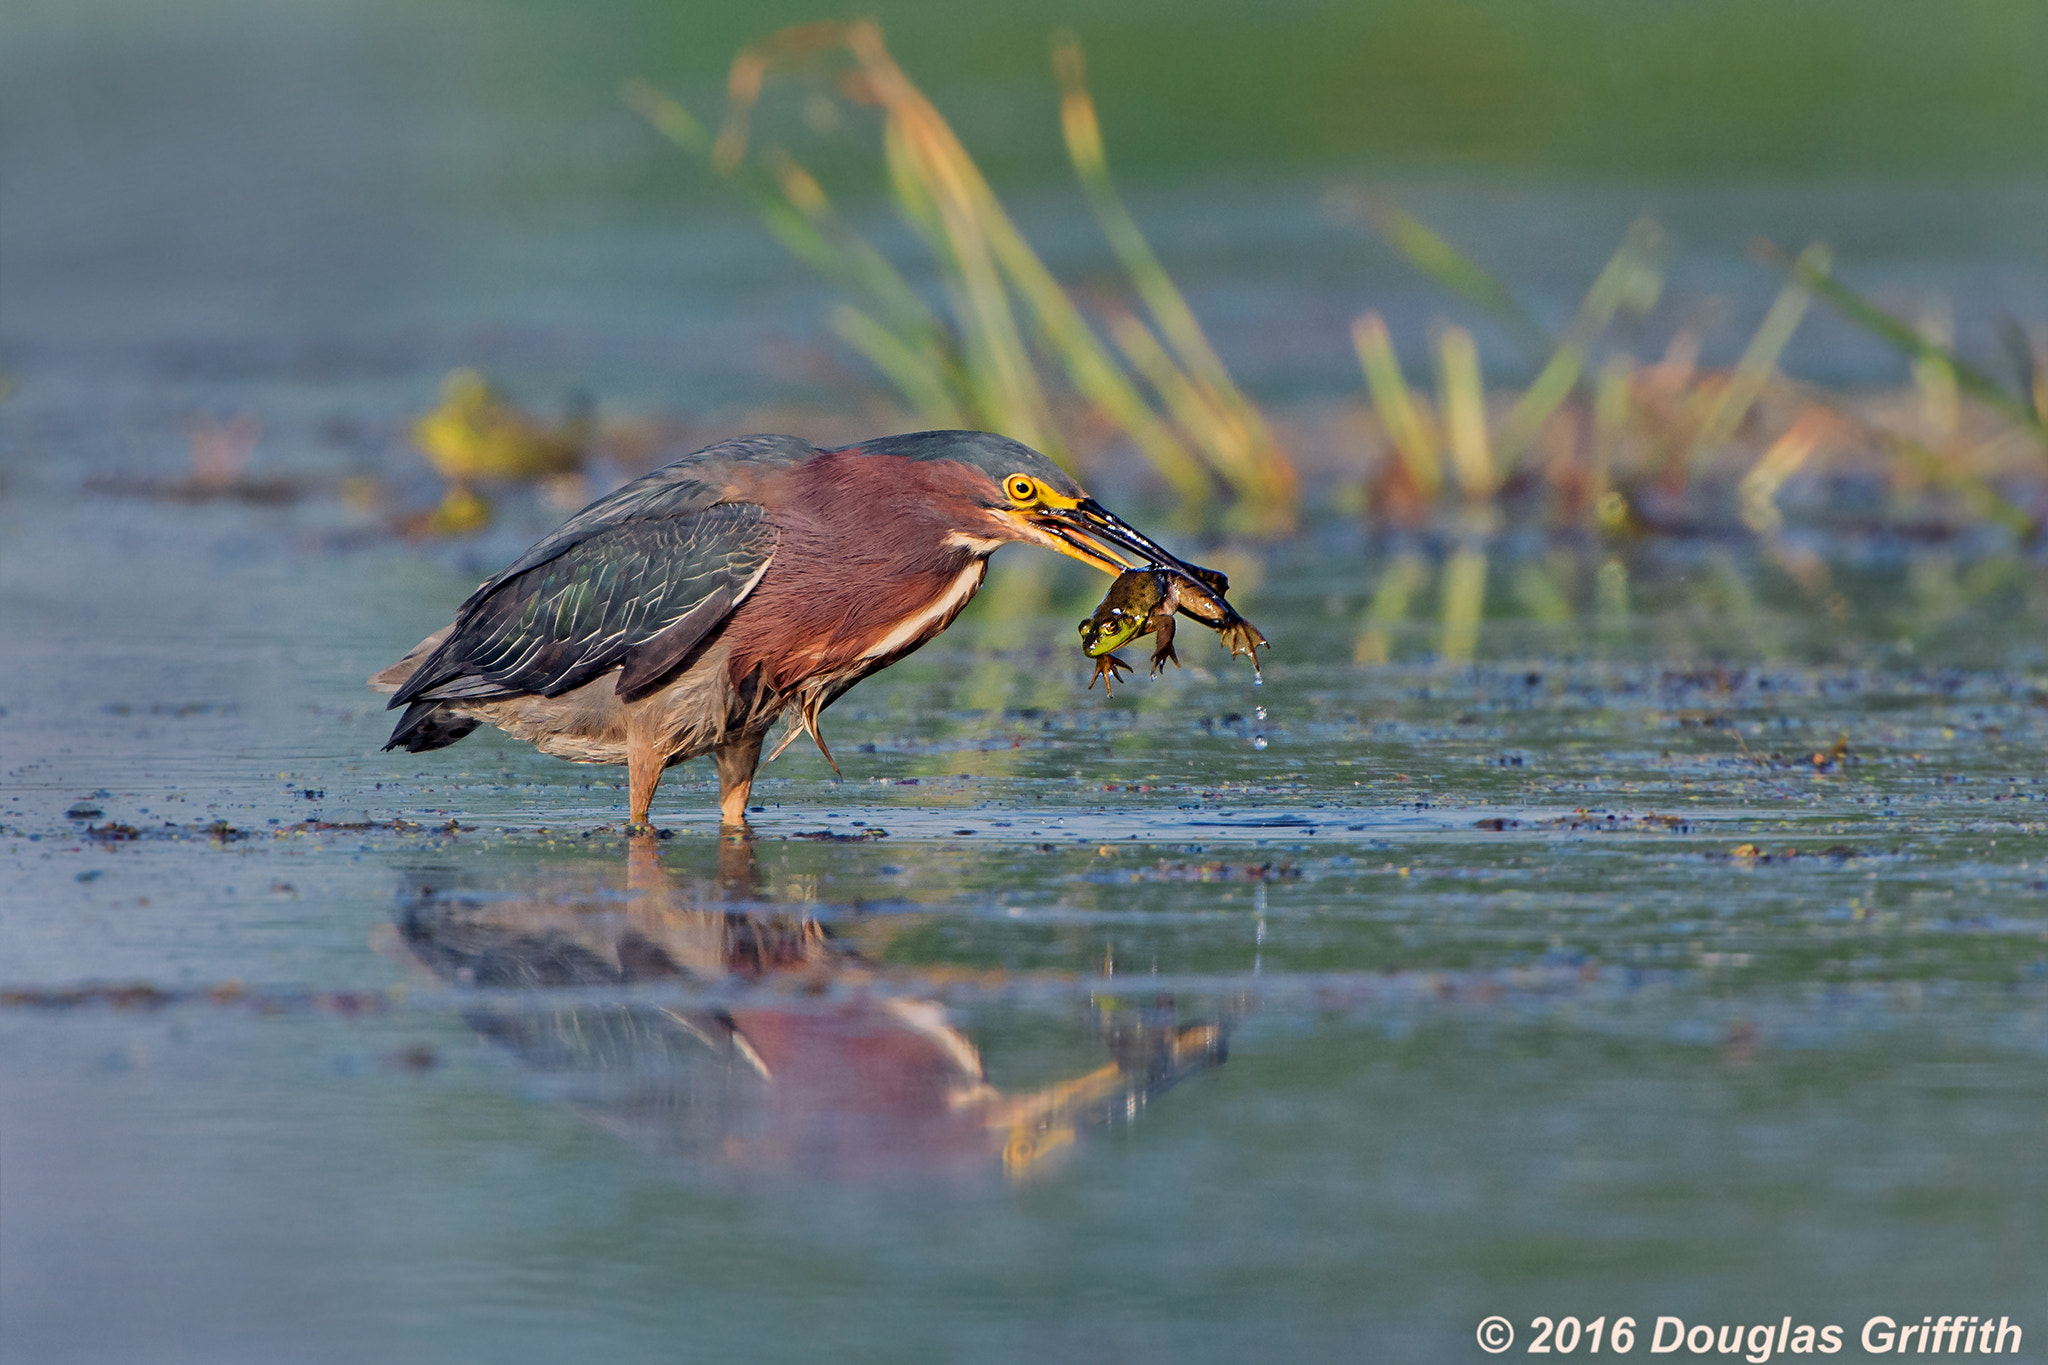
[860,561,987,660]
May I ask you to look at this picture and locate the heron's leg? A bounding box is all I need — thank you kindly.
[627,731,664,829]
[714,733,765,828]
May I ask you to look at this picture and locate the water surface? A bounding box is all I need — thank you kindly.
[4,475,2046,1360]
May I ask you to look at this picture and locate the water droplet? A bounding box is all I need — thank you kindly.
[1250,734,1268,750]
[1254,706,1267,721]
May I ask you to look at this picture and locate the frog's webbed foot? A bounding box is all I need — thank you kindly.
[1089,652,1135,695]
[1216,617,1269,681]
[1147,612,1179,677]
[1217,618,1268,662]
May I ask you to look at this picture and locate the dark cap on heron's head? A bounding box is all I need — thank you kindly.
[837,430,1086,503]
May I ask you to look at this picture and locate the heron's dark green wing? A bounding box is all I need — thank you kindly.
[456,433,815,612]
[390,502,777,706]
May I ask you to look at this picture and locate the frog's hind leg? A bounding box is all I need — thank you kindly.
[1147,611,1179,676]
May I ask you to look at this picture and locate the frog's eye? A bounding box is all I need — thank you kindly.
[1004,473,1039,505]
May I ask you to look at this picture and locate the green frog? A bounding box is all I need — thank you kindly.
[1079,569,1169,694]
[1079,568,1269,694]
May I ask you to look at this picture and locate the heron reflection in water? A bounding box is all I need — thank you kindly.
[388,839,1231,1182]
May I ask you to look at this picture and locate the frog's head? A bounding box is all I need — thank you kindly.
[1078,601,1149,658]
[1078,570,1165,658]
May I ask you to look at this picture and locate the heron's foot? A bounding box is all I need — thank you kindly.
[714,735,764,829]
[717,791,755,830]
[1089,652,1134,695]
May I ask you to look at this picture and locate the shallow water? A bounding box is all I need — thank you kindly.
[5,467,2048,1361]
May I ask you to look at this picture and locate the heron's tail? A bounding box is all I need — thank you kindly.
[384,701,481,753]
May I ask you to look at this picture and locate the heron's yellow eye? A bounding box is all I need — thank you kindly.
[1004,473,1039,505]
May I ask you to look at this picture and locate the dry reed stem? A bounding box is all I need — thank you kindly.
[849,19,1215,492]
[1435,326,1495,501]
[642,20,1287,523]
[1353,312,1445,503]
[1495,218,1662,465]
[1761,238,2046,444]
[1688,244,1824,466]
[1053,33,1297,529]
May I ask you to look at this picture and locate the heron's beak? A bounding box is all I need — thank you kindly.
[1023,499,1226,589]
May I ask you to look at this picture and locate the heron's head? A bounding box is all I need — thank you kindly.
[846,430,1214,580]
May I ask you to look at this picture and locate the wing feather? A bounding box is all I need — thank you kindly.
[453,432,814,611]
[390,501,777,706]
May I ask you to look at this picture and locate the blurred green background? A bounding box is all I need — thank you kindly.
[7,0,2045,404]
[482,0,2048,192]
[12,0,2048,225]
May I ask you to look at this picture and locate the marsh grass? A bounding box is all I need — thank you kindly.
[609,22,2048,664]
[627,22,1296,534]
[1343,204,2048,661]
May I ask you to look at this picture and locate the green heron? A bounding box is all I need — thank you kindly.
[371,430,1221,828]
